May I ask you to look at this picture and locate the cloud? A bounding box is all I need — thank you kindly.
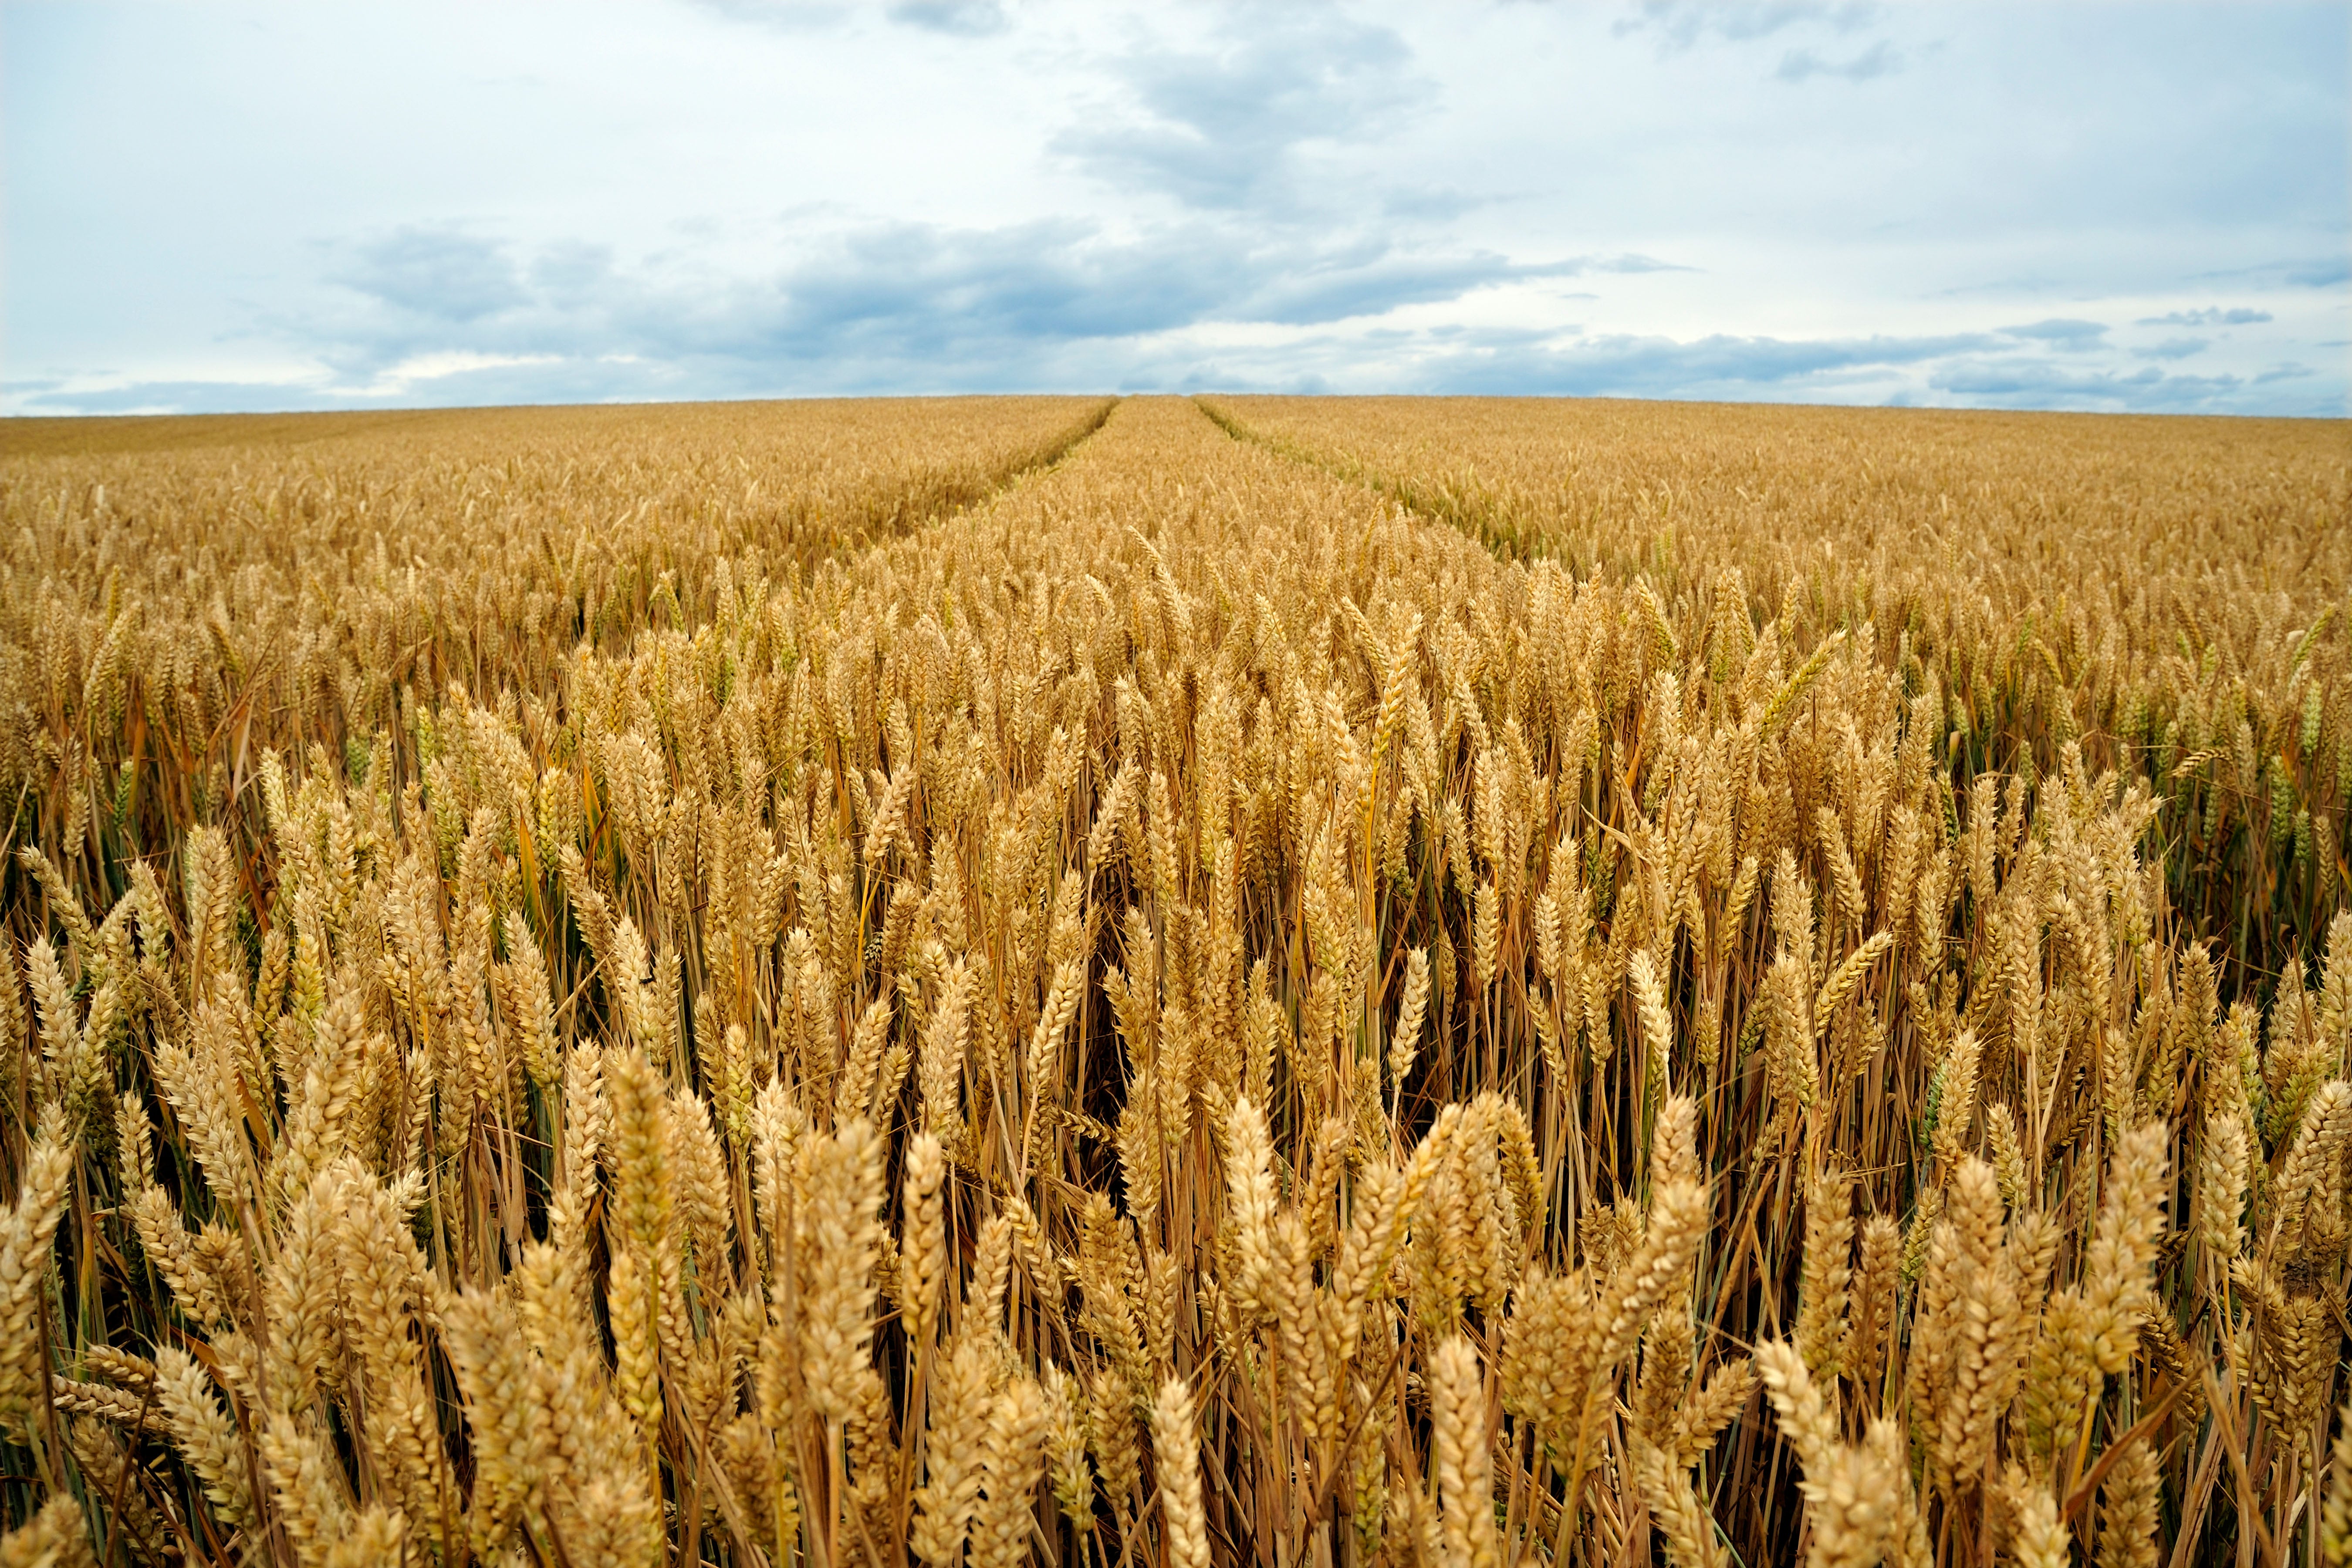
[10,359,682,417]
[886,0,1006,36]
[1225,250,1677,325]
[1379,186,1484,223]
[2285,258,2352,288]
[2000,318,2108,349]
[1056,12,1424,212]
[1169,322,2322,415]
[1236,253,1540,326]
[685,0,849,29]
[1775,39,1899,82]
[1926,358,2242,410]
[1583,253,1693,275]
[12,380,322,416]
[753,221,1592,345]
[269,219,1661,399]
[23,311,2338,419]
[1391,328,1995,397]
[1614,0,1901,80]
[747,220,1222,346]
[2136,307,2271,327]
[358,351,567,396]
[1612,1,1879,51]
[30,202,2335,418]
[335,228,530,322]
[2195,257,2352,289]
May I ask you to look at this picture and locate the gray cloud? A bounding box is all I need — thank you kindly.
[1170,324,2316,416]
[1055,11,1423,213]
[8,364,674,416]
[1409,329,1991,396]
[1926,358,2243,409]
[1615,0,1902,81]
[2196,257,2352,288]
[2137,307,2271,327]
[27,201,2334,416]
[1612,1,1880,51]
[2001,318,2108,349]
[17,319,2326,420]
[1775,39,1900,82]
[292,219,1645,393]
[334,229,531,323]
[2285,258,2351,287]
[1163,322,2328,415]
[886,0,1007,36]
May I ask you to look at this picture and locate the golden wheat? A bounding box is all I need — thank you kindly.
[0,392,2344,1565]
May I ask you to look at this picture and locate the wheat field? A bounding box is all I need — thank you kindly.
[0,392,2346,1568]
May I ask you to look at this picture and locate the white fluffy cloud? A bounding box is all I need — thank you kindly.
[4,0,2344,415]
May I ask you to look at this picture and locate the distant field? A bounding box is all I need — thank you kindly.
[0,394,2347,1567]
[0,397,1117,459]
[1,406,543,458]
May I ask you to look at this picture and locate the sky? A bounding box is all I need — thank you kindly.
[3,0,2346,416]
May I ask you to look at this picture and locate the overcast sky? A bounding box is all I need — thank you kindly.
[4,1,2346,416]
